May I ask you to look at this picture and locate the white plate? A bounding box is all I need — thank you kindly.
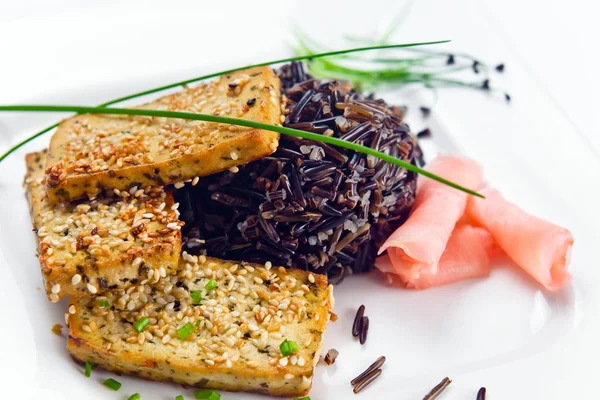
[0,1,599,399]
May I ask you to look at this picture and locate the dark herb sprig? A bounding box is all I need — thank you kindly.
[0,104,482,198]
[0,40,448,164]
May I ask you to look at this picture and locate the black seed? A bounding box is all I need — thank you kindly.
[472,60,480,74]
[417,128,431,138]
[446,54,455,65]
[419,106,431,117]
[246,97,256,106]
[504,93,511,103]
[482,79,490,90]
[495,63,505,72]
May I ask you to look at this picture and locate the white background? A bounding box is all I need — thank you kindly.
[0,0,599,399]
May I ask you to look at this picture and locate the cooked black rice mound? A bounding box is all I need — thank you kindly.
[176,62,423,283]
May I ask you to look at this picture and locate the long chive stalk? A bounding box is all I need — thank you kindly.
[0,40,449,164]
[0,104,482,198]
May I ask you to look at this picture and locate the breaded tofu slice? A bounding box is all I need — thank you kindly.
[44,66,282,204]
[24,150,182,301]
[67,255,333,397]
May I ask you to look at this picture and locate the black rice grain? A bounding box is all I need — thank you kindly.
[350,356,386,386]
[352,368,382,394]
[359,316,369,345]
[352,305,365,337]
[477,387,486,400]
[423,377,452,400]
[177,62,422,281]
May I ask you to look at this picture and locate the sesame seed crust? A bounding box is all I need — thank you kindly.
[25,150,182,301]
[44,66,282,204]
[67,256,333,397]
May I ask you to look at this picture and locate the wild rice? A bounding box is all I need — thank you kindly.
[352,368,382,394]
[351,356,386,386]
[423,377,452,400]
[477,387,486,400]
[359,316,369,345]
[324,349,339,365]
[177,62,422,282]
[352,305,365,337]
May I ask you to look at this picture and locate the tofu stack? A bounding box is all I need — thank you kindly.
[24,67,333,397]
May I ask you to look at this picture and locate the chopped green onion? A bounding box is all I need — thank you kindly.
[194,389,221,400]
[103,378,121,391]
[294,397,311,400]
[190,290,203,304]
[0,105,482,198]
[127,394,141,400]
[175,396,185,400]
[177,322,195,340]
[97,299,110,307]
[280,339,300,357]
[205,279,217,292]
[133,316,149,332]
[84,361,92,377]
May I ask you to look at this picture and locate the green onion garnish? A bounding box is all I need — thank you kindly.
[175,396,185,400]
[84,361,92,377]
[280,339,300,357]
[205,279,217,292]
[194,389,221,400]
[294,397,311,400]
[0,41,448,165]
[190,290,203,304]
[0,105,481,198]
[133,316,149,332]
[177,322,195,340]
[127,394,141,400]
[97,299,110,307]
[103,378,122,391]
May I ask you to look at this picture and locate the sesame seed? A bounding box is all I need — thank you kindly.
[230,151,239,160]
[229,166,239,173]
[284,373,294,380]
[142,213,154,219]
[132,257,143,267]
[69,305,76,314]
[279,357,289,366]
[308,274,315,283]
[51,284,61,294]
[297,356,305,367]
[49,293,59,302]
[174,182,185,189]
[167,222,179,230]
[265,261,272,270]
[81,324,92,333]
[87,284,98,294]
[192,177,200,186]
[171,202,180,210]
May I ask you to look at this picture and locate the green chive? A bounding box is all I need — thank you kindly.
[0,105,481,198]
[294,397,311,400]
[205,279,217,292]
[84,361,92,377]
[127,394,141,400]
[0,40,449,165]
[194,389,220,400]
[133,316,149,332]
[97,299,110,307]
[103,378,121,391]
[175,396,185,400]
[177,322,195,340]
[190,290,203,304]
[280,339,299,357]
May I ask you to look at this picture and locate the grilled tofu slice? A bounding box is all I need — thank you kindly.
[67,255,333,397]
[25,150,182,301]
[44,66,282,204]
